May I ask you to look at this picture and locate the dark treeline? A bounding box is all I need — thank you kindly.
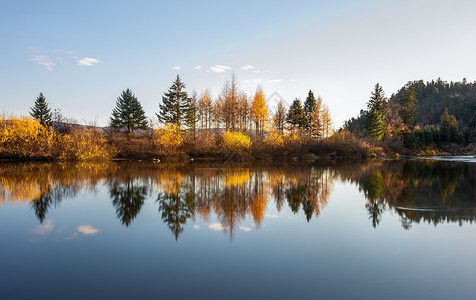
[1,160,475,239]
[344,79,476,153]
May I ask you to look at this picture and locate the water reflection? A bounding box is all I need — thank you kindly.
[109,179,148,227]
[1,160,475,239]
[352,160,476,229]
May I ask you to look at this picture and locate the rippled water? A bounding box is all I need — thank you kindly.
[1,160,476,299]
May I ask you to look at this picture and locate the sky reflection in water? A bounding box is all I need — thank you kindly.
[1,160,476,300]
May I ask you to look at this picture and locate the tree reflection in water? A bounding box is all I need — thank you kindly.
[351,160,476,228]
[1,160,475,239]
[109,179,148,227]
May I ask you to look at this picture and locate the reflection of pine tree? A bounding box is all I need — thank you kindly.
[366,201,386,228]
[401,216,412,230]
[272,180,285,212]
[361,172,387,228]
[110,180,147,227]
[286,184,309,214]
[157,187,195,240]
[31,192,53,223]
[302,199,315,222]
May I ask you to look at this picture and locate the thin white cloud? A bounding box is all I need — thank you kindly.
[209,65,231,73]
[193,224,200,230]
[33,220,54,235]
[77,57,101,67]
[56,49,78,59]
[209,222,225,231]
[267,79,282,83]
[241,65,255,70]
[77,225,99,235]
[253,79,263,84]
[265,214,279,219]
[253,70,260,73]
[31,55,55,70]
[239,226,252,232]
[194,65,203,70]
[173,66,181,70]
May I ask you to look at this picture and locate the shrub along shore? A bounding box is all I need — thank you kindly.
[2,115,474,162]
[0,116,382,162]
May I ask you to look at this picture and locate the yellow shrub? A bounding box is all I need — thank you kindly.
[155,125,183,156]
[417,148,437,157]
[222,131,252,155]
[54,128,111,161]
[0,115,111,160]
[0,115,54,158]
[264,132,285,151]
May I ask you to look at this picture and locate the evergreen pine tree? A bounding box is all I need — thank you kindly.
[186,91,198,137]
[157,75,192,130]
[303,90,316,129]
[398,82,418,129]
[367,83,387,114]
[30,93,52,126]
[441,107,462,143]
[110,88,148,133]
[449,115,462,143]
[365,108,386,140]
[286,99,306,132]
[440,108,452,143]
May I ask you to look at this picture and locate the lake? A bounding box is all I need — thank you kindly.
[1,159,475,300]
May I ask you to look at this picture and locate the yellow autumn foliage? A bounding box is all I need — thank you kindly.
[155,124,183,156]
[0,115,111,160]
[224,170,251,187]
[0,115,54,158]
[264,131,285,152]
[54,128,112,161]
[222,130,252,155]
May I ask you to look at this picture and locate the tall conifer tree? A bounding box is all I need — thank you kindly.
[286,99,306,132]
[30,93,52,126]
[365,108,386,140]
[157,75,192,130]
[367,83,387,114]
[304,90,317,117]
[110,88,148,133]
[398,82,418,129]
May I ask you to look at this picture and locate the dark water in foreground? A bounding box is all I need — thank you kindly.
[1,159,476,300]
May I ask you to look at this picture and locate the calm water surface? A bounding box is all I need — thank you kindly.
[1,160,476,300]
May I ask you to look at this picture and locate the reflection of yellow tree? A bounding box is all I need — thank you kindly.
[250,174,268,227]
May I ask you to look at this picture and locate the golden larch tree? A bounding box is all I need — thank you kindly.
[251,87,268,139]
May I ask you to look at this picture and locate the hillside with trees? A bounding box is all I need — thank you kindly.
[344,79,476,153]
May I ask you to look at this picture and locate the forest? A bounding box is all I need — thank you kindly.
[344,79,476,155]
[1,76,475,161]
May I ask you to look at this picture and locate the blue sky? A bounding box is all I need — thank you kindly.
[1,0,476,127]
